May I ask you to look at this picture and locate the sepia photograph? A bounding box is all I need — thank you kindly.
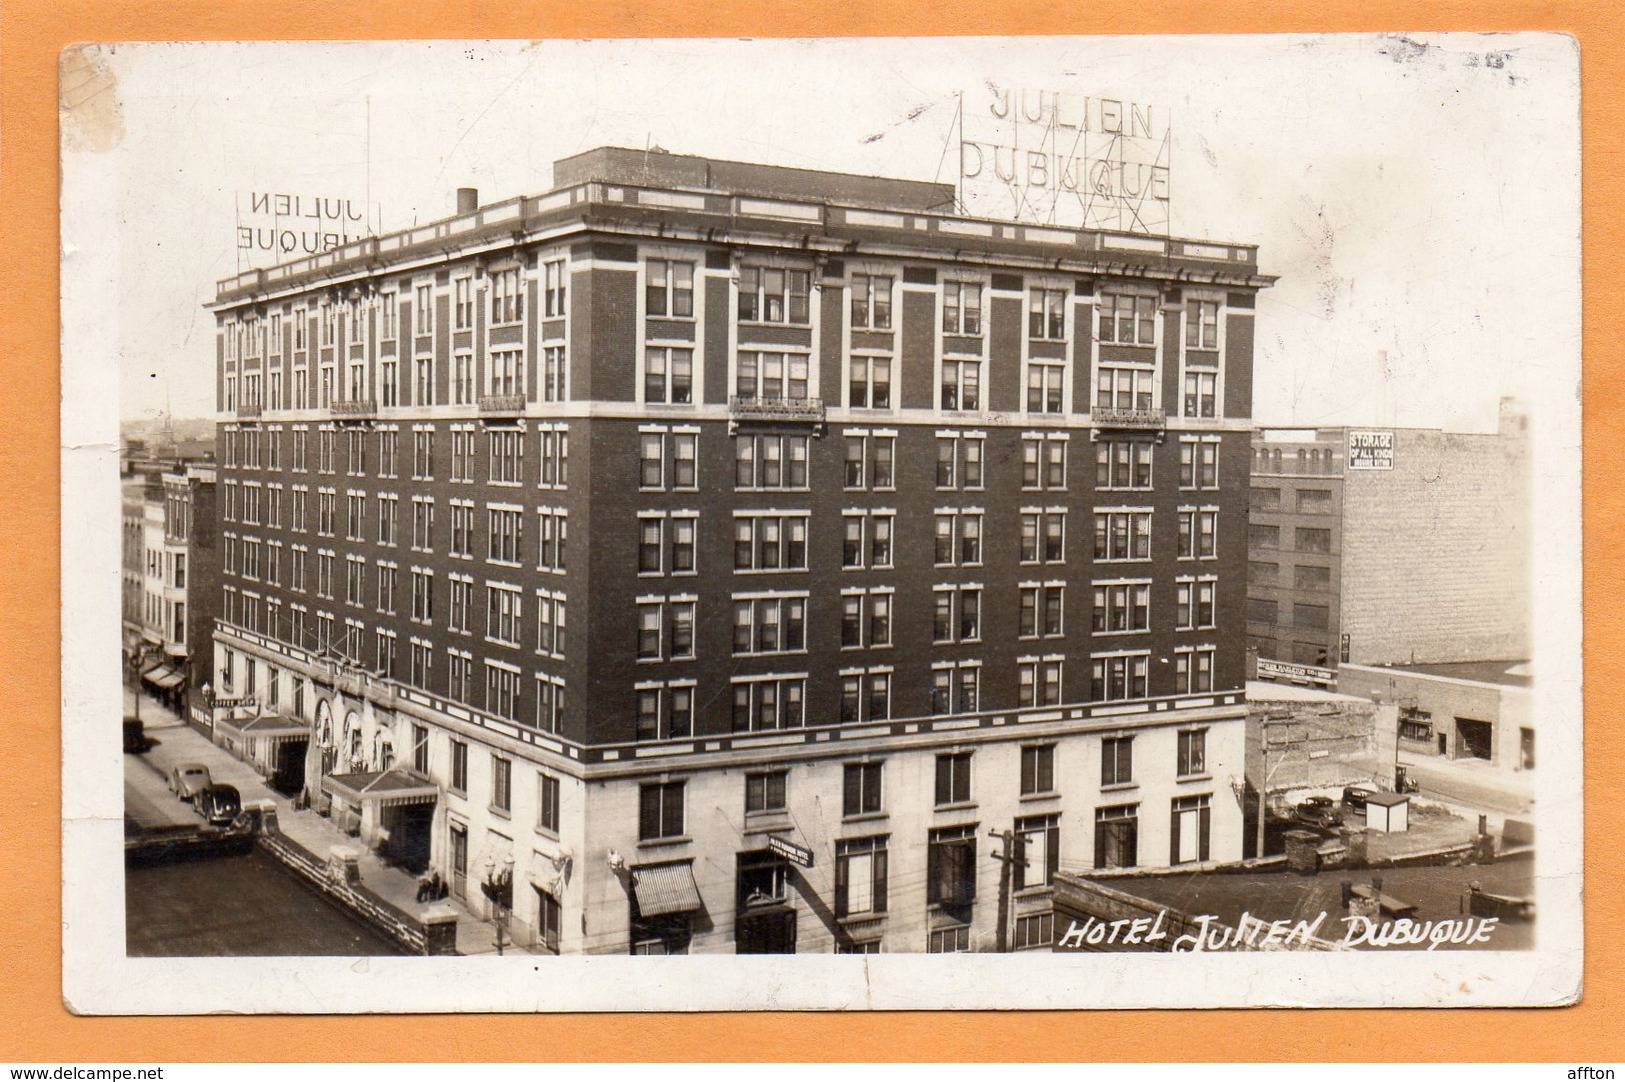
[59,32,1582,1011]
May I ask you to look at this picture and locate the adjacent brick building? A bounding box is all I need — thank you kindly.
[208,147,1274,953]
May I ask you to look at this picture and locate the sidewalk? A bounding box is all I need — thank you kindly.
[128,686,527,955]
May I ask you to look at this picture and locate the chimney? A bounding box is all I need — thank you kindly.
[456,187,479,215]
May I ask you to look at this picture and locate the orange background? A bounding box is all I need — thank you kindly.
[2,0,1619,1062]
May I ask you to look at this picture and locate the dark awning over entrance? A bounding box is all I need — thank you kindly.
[632,861,703,917]
[141,665,185,690]
[322,768,439,809]
[216,713,309,743]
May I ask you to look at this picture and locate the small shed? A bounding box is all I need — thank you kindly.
[1364,791,1411,833]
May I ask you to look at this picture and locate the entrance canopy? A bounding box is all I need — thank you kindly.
[216,713,308,743]
[141,665,184,690]
[632,861,702,917]
[322,768,439,809]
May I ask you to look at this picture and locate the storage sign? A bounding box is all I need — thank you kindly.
[1348,430,1394,470]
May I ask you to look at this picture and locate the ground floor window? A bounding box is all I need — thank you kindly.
[836,938,882,954]
[926,925,971,953]
[1012,911,1055,950]
[630,912,691,955]
[535,888,560,954]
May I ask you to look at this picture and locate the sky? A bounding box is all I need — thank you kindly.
[69,34,1579,433]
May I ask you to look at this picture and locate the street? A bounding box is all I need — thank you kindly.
[1398,750,1534,818]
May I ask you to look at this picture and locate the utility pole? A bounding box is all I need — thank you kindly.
[989,828,1028,953]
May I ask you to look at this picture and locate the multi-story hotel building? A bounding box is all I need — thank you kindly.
[208,147,1274,954]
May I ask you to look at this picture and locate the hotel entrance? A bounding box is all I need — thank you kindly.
[735,850,796,954]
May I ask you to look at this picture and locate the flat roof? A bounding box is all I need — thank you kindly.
[1246,679,1369,705]
[1345,660,1531,689]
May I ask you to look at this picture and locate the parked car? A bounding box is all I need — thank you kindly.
[167,762,212,801]
[194,783,242,827]
[1342,784,1379,813]
[1293,796,1344,829]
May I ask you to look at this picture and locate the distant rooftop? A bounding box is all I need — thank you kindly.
[1245,679,1371,705]
[1346,660,1532,689]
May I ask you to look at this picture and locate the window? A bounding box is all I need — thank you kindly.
[639,430,698,491]
[486,584,522,646]
[646,259,694,318]
[1171,794,1212,865]
[927,926,971,953]
[1249,523,1281,550]
[848,355,892,410]
[490,267,523,325]
[317,488,337,536]
[1020,745,1055,796]
[935,752,972,806]
[931,663,981,716]
[542,259,567,318]
[410,724,429,775]
[1175,577,1218,630]
[1025,360,1066,414]
[942,279,982,335]
[850,273,893,330]
[1174,647,1216,693]
[936,355,981,411]
[636,597,696,661]
[835,512,892,573]
[644,347,694,404]
[1297,488,1334,514]
[411,428,434,480]
[1183,371,1217,418]
[1018,439,1068,493]
[1094,365,1156,413]
[1293,602,1331,631]
[838,669,892,723]
[1178,509,1219,560]
[485,663,521,721]
[635,683,693,741]
[736,350,810,401]
[1092,510,1157,558]
[1015,814,1060,889]
[537,426,569,490]
[1018,583,1065,639]
[1018,658,1064,707]
[1092,582,1151,634]
[1185,299,1219,349]
[745,771,788,815]
[732,513,805,573]
[843,433,895,490]
[1098,293,1156,345]
[1295,564,1332,590]
[1296,527,1332,554]
[738,266,810,325]
[486,506,523,564]
[409,568,434,623]
[1013,912,1055,950]
[732,594,807,656]
[536,892,561,955]
[1028,287,1067,340]
[1178,729,1208,777]
[1092,654,1149,703]
[932,586,982,643]
[835,837,888,918]
[536,508,568,572]
[535,590,566,658]
[843,762,883,817]
[491,755,512,813]
[344,554,366,606]
[375,493,398,546]
[409,639,432,688]
[840,589,893,649]
[450,739,469,793]
[731,676,805,732]
[1101,736,1135,787]
[936,434,985,489]
[1020,510,1066,564]
[1095,804,1139,869]
[735,433,809,491]
[410,497,434,551]
[1094,441,1151,491]
[927,825,977,911]
[453,276,473,330]
[448,501,475,559]
[638,782,685,841]
[1179,440,1220,489]
[535,674,566,734]
[933,510,983,567]
[538,346,567,402]
[534,774,563,834]
[488,429,524,485]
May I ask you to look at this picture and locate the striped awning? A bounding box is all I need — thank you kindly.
[322,768,439,809]
[141,665,185,690]
[632,861,702,918]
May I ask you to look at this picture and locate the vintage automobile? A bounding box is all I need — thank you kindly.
[1293,795,1344,829]
[194,783,242,827]
[1342,784,1380,813]
[167,762,212,802]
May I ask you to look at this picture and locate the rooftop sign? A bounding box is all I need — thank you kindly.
[1348,430,1395,471]
[957,88,1171,234]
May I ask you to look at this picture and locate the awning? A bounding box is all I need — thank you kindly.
[232,714,310,741]
[632,861,703,918]
[142,665,185,690]
[322,768,439,809]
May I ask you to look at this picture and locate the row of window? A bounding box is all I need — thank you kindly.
[222,425,569,491]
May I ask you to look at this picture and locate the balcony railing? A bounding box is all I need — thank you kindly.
[331,399,378,420]
[1091,406,1166,432]
[478,394,526,416]
[728,395,826,424]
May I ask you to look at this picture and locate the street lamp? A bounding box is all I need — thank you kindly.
[480,854,516,956]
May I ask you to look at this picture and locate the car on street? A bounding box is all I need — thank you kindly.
[1293,795,1344,829]
[194,783,242,827]
[1342,784,1380,813]
[167,762,212,801]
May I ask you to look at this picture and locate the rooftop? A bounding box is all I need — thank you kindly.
[1347,660,1532,689]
